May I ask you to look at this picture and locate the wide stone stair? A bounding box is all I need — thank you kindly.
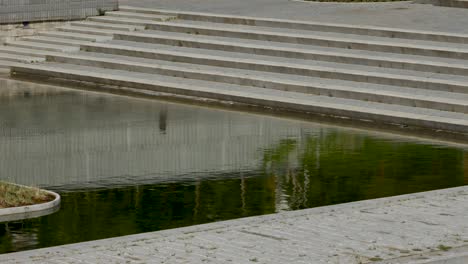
[3,6,468,134]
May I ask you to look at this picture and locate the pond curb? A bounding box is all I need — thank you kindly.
[0,187,61,223]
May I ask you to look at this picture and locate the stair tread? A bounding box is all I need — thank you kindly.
[0,46,62,57]
[72,21,144,30]
[0,60,23,68]
[101,40,468,85]
[105,11,176,20]
[92,16,468,52]
[120,29,468,70]
[118,6,468,40]
[12,62,468,124]
[165,19,468,51]
[22,36,92,46]
[6,40,80,52]
[0,52,45,62]
[51,51,468,105]
[58,25,132,36]
[89,15,172,25]
[39,31,112,42]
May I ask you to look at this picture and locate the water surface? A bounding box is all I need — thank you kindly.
[0,80,467,253]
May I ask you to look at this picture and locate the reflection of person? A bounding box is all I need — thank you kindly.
[159,107,168,134]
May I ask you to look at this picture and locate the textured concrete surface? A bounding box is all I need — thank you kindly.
[1,186,467,263]
[118,0,468,34]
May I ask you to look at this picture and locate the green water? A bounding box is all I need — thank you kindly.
[0,80,466,254]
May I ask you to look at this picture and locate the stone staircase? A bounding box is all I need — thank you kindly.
[2,6,468,134]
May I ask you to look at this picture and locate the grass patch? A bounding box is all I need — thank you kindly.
[0,182,54,209]
[437,244,452,251]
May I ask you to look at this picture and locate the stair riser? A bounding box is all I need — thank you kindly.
[180,16,468,44]
[115,33,468,76]
[81,45,468,94]
[107,13,153,20]
[71,22,137,32]
[46,55,468,114]
[5,43,80,53]
[144,24,468,59]
[87,17,148,29]
[57,27,116,36]
[0,48,62,58]
[22,38,82,47]
[106,13,177,22]
[0,56,44,63]
[118,7,468,44]
[11,66,468,134]
[40,32,103,42]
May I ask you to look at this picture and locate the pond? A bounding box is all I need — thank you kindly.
[0,79,467,254]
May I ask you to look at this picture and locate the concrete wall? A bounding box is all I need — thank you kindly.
[0,0,118,25]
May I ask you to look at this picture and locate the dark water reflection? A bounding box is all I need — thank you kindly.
[0,80,467,253]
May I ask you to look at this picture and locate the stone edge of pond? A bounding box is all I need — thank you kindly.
[2,185,467,264]
[0,186,61,223]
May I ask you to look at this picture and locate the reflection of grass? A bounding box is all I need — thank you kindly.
[0,182,54,209]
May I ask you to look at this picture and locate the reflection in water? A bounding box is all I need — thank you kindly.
[0,80,467,253]
[159,106,168,134]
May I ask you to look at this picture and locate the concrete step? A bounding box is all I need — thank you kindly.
[87,16,160,28]
[21,36,91,47]
[0,52,45,63]
[88,14,468,59]
[45,52,468,113]
[70,21,145,31]
[0,60,23,69]
[10,63,468,133]
[134,20,468,59]
[39,31,113,42]
[113,30,468,75]
[105,11,176,21]
[57,26,129,36]
[119,6,468,44]
[0,46,62,58]
[81,41,468,94]
[5,40,80,53]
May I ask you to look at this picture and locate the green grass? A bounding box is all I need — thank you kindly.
[0,182,54,209]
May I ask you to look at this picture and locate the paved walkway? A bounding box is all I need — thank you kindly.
[118,0,468,34]
[2,186,468,263]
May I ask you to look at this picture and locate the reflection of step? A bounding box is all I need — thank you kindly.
[13,63,468,133]
[8,7,468,134]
